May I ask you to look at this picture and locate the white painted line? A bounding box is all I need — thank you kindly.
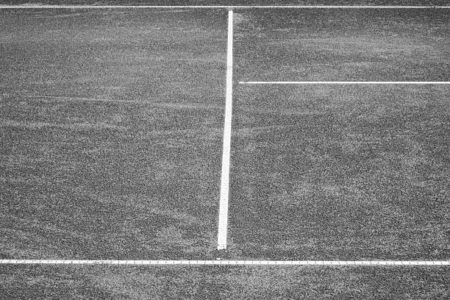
[0,5,449,9]
[0,260,449,266]
[217,9,234,251]
[240,81,450,85]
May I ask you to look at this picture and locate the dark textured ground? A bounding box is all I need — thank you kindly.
[231,8,450,260]
[1,9,228,260]
[1,265,449,299]
[1,7,449,299]
[0,1,449,6]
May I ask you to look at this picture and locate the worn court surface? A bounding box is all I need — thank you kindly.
[1,265,449,299]
[1,9,228,260]
[231,9,450,260]
[1,7,449,298]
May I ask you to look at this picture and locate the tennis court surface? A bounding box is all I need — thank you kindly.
[231,8,449,259]
[1,4,449,299]
[1,8,230,259]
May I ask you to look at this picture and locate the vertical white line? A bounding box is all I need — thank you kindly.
[217,9,234,251]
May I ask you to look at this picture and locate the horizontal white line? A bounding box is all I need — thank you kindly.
[240,81,450,85]
[0,260,449,266]
[0,5,449,9]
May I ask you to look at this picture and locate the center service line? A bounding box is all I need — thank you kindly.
[240,81,450,85]
[1,260,449,266]
[217,9,234,251]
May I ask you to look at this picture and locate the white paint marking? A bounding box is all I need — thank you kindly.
[0,260,442,266]
[3,1,449,262]
[240,81,450,85]
[0,5,449,9]
[217,10,234,251]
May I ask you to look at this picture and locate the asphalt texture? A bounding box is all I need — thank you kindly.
[1,7,449,299]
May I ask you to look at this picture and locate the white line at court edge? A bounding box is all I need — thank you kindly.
[240,81,450,85]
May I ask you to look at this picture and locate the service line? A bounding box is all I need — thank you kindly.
[1,260,449,266]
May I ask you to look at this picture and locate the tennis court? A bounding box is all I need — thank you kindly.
[1,8,229,260]
[1,3,449,298]
[230,8,450,259]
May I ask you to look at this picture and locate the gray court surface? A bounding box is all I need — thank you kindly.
[1,4,449,299]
